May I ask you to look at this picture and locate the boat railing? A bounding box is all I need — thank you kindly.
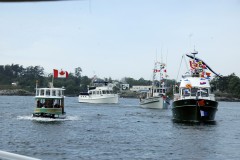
[209,94,216,101]
[0,150,41,160]
[180,95,211,100]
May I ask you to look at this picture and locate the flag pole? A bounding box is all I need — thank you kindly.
[52,71,54,87]
[52,75,54,86]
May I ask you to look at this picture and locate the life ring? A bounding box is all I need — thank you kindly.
[185,84,192,89]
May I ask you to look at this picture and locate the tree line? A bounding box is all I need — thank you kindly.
[0,64,239,98]
[211,73,240,98]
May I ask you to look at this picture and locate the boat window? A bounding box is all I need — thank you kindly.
[89,91,92,95]
[36,90,40,96]
[52,90,56,96]
[59,90,62,96]
[162,89,165,93]
[46,90,50,96]
[182,88,190,96]
[96,91,100,95]
[40,89,44,96]
[191,88,198,96]
[200,88,209,97]
[102,90,106,94]
[53,99,60,108]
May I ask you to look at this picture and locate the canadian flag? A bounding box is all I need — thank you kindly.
[53,69,69,78]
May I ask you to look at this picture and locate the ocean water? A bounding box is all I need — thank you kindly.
[1,96,240,160]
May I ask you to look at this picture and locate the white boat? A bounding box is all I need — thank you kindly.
[0,150,40,160]
[78,79,118,104]
[32,86,66,119]
[140,61,170,109]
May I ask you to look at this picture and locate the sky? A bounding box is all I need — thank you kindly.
[0,0,240,81]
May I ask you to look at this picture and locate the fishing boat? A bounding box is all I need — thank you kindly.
[172,51,220,123]
[32,84,66,119]
[140,61,170,109]
[78,78,118,104]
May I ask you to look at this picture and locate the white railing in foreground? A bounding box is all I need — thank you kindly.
[0,150,41,160]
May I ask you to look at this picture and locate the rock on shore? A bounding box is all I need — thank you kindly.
[0,89,34,96]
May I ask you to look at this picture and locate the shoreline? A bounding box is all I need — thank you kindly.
[1,89,240,102]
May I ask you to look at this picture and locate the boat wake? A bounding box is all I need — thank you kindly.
[17,115,80,122]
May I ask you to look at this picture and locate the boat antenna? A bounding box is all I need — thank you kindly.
[155,48,157,60]
[161,47,163,63]
[51,73,54,87]
[192,50,198,60]
[176,54,184,81]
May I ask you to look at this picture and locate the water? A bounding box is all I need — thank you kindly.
[1,96,240,160]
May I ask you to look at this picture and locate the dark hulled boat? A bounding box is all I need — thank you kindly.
[172,51,220,123]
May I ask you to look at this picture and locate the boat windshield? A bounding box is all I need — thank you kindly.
[197,88,209,97]
[182,88,209,97]
[153,89,165,94]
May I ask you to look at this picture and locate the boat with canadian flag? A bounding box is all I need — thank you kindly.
[32,69,68,119]
[172,51,221,123]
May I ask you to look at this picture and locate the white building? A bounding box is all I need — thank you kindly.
[130,86,152,92]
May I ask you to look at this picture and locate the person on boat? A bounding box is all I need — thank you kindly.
[183,89,190,96]
[54,101,60,108]
[37,100,42,108]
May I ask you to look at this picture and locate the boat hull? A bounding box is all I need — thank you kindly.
[33,108,66,119]
[140,96,169,109]
[172,99,218,123]
[78,95,119,104]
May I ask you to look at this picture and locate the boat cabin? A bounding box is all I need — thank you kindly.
[33,88,65,118]
[35,88,64,107]
[174,77,215,101]
[140,87,166,99]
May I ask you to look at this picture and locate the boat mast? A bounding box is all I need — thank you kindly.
[191,50,198,76]
[152,61,157,97]
[192,50,198,61]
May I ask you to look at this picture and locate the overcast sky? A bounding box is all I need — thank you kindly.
[0,0,240,81]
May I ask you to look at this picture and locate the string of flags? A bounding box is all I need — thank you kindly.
[153,62,168,78]
[189,59,211,79]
